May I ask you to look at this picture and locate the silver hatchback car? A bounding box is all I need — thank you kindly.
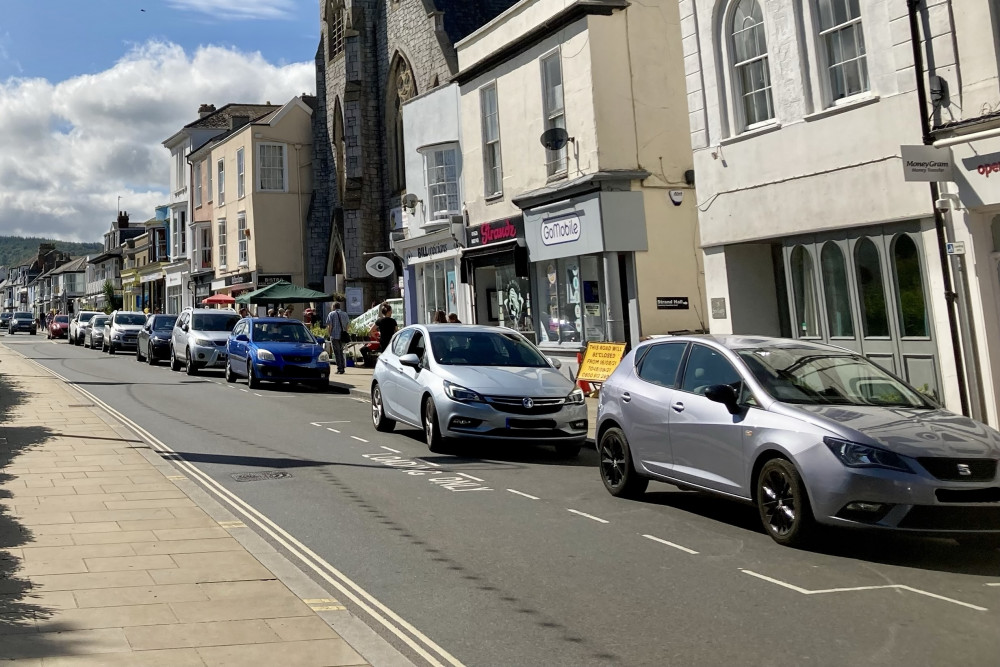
[371,324,588,456]
[597,335,1000,547]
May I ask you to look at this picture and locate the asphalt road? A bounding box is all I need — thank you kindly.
[6,332,1000,666]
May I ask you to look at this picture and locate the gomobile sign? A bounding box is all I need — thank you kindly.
[468,215,524,248]
[900,144,954,182]
[541,215,582,246]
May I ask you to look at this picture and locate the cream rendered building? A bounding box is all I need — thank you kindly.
[455,0,704,366]
[190,97,315,302]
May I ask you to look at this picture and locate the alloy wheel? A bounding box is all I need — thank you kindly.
[372,387,382,426]
[760,467,796,537]
[600,432,627,489]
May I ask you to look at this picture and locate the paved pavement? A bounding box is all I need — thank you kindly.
[0,345,411,665]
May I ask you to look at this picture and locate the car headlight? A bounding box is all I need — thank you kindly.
[191,337,213,347]
[318,351,330,362]
[566,388,585,405]
[824,437,913,473]
[256,349,275,361]
[443,380,484,403]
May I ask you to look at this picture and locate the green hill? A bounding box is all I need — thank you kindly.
[0,236,103,268]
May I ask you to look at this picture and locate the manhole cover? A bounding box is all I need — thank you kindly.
[231,470,293,482]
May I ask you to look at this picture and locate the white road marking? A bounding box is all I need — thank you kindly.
[253,393,263,397]
[642,534,699,555]
[507,489,539,500]
[567,509,609,524]
[311,421,352,426]
[19,355,464,667]
[456,473,484,482]
[740,569,988,612]
[381,446,401,453]
[327,428,341,434]
[351,436,369,443]
[239,388,249,393]
[987,583,1000,587]
[416,459,440,467]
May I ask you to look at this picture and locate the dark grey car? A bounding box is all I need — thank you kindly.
[597,335,1000,547]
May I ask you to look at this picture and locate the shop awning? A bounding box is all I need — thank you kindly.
[235,280,331,305]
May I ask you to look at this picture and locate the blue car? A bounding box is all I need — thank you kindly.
[225,317,330,389]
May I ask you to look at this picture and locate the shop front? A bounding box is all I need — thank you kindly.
[520,191,648,355]
[395,230,465,325]
[138,270,165,314]
[210,271,255,302]
[461,215,533,340]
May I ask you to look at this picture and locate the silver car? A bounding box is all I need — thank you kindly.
[597,335,1000,547]
[371,324,588,456]
[170,308,240,375]
[102,310,146,354]
[84,315,109,349]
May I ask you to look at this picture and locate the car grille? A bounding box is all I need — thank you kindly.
[215,340,227,346]
[483,396,565,415]
[917,457,997,482]
[935,488,1000,503]
[898,505,1000,530]
[282,355,313,364]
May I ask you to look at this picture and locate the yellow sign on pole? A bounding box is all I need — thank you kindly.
[576,341,628,383]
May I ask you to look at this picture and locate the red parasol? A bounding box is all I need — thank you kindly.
[202,294,236,305]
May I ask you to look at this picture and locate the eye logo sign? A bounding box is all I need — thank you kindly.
[365,256,395,278]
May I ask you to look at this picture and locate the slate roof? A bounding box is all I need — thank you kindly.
[434,0,522,44]
[49,256,90,275]
[183,103,281,131]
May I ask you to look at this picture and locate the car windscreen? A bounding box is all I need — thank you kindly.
[152,316,177,331]
[430,331,548,367]
[192,313,240,332]
[14,312,31,318]
[79,313,96,322]
[113,313,146,325]
[737,347,931,408]
[54,316,69,323]
[252,321,315,343]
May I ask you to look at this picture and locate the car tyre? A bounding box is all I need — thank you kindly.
[371,383,395,432]
[423,397,447,453]
[555,442,582,458]
[247,362,260,389]
[147,345,157,366]
[756,458,814,548]
[169,347,181,371]
[598,427,648,498]
[108,343,115,355]
[225,360,237,383]
[135,343,143,362]
[185,350,197,375]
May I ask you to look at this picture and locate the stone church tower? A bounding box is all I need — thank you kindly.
[307,0,519,309]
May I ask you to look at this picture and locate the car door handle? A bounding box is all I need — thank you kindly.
[671,401,685,412]
[621,392,631,403]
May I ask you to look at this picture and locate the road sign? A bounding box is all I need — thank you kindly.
[946,241,966,255]
[576,341,628,383]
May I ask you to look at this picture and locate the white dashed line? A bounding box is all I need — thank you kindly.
[416,459,440,466]
[239,389,249,393]
[987,583,1000,587]
[457,473,484,482]
[567,509,608,524]
[507,489,539,500]
[381,446,401,453]
[253,393,263,397]
[642,534,699,555]
[327,428,341,434]
[351,436,369,443]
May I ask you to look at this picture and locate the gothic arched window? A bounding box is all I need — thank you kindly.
[387,54,416,194]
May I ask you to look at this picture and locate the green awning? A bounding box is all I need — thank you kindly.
[235,280,331,305]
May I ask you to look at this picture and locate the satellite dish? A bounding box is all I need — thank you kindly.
[540,127,571,151]
[365,256,395,279]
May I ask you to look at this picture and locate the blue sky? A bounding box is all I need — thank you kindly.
[0,0,319,242]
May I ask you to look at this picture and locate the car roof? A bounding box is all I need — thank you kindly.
[113,311,145,316]
[186,308,238,313]
[244,317,308,324]
[408,324,520,334]
[638,334,853,353]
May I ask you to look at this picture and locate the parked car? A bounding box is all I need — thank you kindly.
[170,308,240,375]
[102,310,146,354]
[370,324,588,456]
[596,335,1000,548]
[47,315,70,339]
[0,312,12,330]
[84,315,109,349]
[8,312,37,335]
[225,317,330,389]
[69,311,101,345]
[136,314,178,365]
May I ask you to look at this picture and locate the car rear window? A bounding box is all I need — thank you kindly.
[153,316,178,331]
[113,313,147,325]
[192,313,240,332]
[14,312,31,318]
[55,316,69,323]
[79,313,96,322]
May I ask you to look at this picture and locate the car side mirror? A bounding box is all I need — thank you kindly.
[705,384,742,415]
[235,334,249,342]
[181,324,189,332]
[547,357,562,369]
[399,353,421,369]
[315,336,325,345]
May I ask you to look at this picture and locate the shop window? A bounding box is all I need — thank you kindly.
[789,245,820,338]
[854,237,889,337]
[535,255,602,344]
[820,241,854,337]
[892,234,929,337]
[420,260,458,323]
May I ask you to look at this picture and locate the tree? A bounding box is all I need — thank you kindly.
[102,279,118,314]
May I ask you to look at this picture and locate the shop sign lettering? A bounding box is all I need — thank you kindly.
[977,162,1000,178]
[541,216,581,246]
[468,216,524,247]
[416,243,450,258]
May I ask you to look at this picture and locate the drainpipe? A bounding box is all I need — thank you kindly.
[906,0,971,415]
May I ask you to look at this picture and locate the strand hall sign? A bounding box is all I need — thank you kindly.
[468,216,524,248]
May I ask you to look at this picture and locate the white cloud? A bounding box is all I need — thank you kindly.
[165,0,298,21]
[0,41,314,243]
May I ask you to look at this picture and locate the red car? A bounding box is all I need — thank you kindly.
[47,315,70,339]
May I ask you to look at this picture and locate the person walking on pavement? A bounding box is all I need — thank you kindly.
[433,310,447,324]
[374,302,397,353]
[326,301,350,374]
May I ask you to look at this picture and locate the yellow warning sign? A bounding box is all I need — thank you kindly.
[576,342,628,383]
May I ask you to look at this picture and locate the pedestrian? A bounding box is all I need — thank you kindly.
[447,313,461,323]
[267,309,276,317]
[433,310,447,323]
[238,306,250,318]
[284,306,295,319]
[374,302,397,353]
[326,300,351,374]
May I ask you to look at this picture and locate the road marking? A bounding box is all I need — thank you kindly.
[253,393,263,397]
[303,598,337,604]
[642,534,699,555]
[327,428,341,434]
[987,583,1000,587]
[567,509,609,524]
[740,569,987,612]
[507,489,539,500]
[218,520,247,529]
[239,388,249,393]
[19,354,466,667]
[312,604,347,611]
[351,436,369,443]
[417,459,441,467]
[166,475,186,481]
[381,446,401,453]
[456,473,484,482]
[311,421,352,426]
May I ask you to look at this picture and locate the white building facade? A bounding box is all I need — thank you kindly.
[680,0,973,415]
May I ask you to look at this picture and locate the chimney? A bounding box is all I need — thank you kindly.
[117,211,130,228]
[198,103,216,118]
[229,115,250,130]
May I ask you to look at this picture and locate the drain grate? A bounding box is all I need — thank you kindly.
[231,470,293,482]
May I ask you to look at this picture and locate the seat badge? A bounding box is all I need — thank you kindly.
[956,463,972,476]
